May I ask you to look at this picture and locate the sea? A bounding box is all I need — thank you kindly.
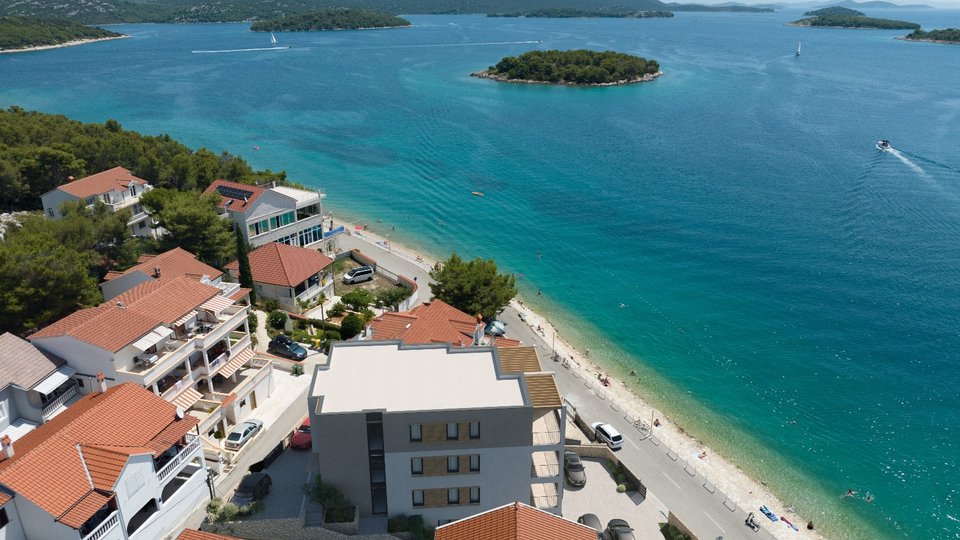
[2,9,959,538]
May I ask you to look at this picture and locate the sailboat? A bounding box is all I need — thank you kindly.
[795,41,801,56]
[268,33,290,50]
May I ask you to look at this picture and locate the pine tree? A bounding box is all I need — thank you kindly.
[235,228,256,305]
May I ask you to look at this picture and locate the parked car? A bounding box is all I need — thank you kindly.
[606,519,636,540]
[564,450,586,487]
[484,320,506,336]
[342,265,375,284]
[591,422,623,450]
[225,419,263,451]
[577,514,603,538]
[233,472,271,506]
[291,417,311,450]
[268,335,307,361]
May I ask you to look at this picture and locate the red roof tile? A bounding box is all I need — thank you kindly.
[30,275,222,352]
[55,166,149,199]
[0,384,197,528]
[225,243,332,288]
[0,491,10,506]
[178,530,244,540]
[436,502,597,540]
[368,300,488,347]
[105,248,222,282]
[203,179,265,212]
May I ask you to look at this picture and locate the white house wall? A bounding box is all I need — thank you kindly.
[9,496,79,540]
[39,190,78,220]
[128,467,208,540]
[30,337,114,393]
[0,388,20,434]
[0,500,27,540]
[245,191,296,222]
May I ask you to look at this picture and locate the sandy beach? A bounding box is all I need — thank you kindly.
[0,35,128,55]
[330,214,822,540]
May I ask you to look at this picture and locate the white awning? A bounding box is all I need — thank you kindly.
[171,388,202,410]
[200,295,234,315]
[32,366,76,395]
[131,326,174,351]
[174,311,197,327]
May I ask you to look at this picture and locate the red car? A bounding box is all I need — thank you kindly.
[291,417,311,450]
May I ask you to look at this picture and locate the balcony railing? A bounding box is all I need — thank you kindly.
[82,511,119,540]
[160,373,194,401]
[41,384,78,420]
[156,435,202,484]
[532,410,562,446]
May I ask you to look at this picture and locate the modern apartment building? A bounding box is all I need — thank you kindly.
[0,382,207,540]
[40,166,156,237]
[308,342,565,526]
[204,179,344,250]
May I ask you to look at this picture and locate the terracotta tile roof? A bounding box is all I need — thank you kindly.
[0,332,65,390]
[367,300,483,347]
[178,530,244,540]
[55,166,148,199]
[0,383,197,528]
[104,248,222,282]
[491,336,521,347]
[497,347,543,374]
[30,275,221,353]
[204,179,265,212]
[0,491,10,506]
[523,374,562,409]
[225,242,333,288]
[229,287,251,302]
[435,501,596,540]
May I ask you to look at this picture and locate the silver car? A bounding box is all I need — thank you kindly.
[225,419,263,451]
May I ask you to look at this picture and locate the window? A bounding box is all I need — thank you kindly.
[469,421,480,439]
[412,490,424,507]
[0,402,7,423]
[469,455,480,472]
[447,456,459,473]
[411,458,423,475]
[446,422,459,440]
[47,208,54,217]
[469,487,480,504]
[0,507,8,529]
[447,488,459,505]
[409,424,422,442]
[130,186,137,197]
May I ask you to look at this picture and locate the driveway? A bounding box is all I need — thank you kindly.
[563,457,669,540]
[242,446,311,520]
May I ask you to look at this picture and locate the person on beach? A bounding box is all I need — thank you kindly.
[654,418,661,427]
[807,521,814,530]
[698,451,708,460]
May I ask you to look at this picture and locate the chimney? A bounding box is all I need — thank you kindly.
[153,265,161,278]
[96,372,108,393]
[1,435,13,459]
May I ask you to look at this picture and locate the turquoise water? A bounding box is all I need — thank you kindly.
[3,11,960,538]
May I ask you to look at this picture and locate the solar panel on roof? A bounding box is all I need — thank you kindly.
[216,185,255,201]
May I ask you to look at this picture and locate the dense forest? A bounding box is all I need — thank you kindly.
[664,3,772,12]
[479,49,660,85]
[0,16,121,50]
[904,28,960,42]
[0,107,285,211]
[489,9,673,17]
[790,13,920,29]
[251,9,411,31]
[804,6,863,16]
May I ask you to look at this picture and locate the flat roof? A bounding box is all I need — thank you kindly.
[271,185,321,205]
[312,342,527,414]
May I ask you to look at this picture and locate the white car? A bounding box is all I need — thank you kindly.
[591,422,623,449]
[342,265,375,284]
[225,419,263,451]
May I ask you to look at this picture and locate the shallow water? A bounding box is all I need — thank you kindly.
[3,10,960,538]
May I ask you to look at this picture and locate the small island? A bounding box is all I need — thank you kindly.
[473,50,661,87]
[489,9,674,18]
[0,16,124,53]
[900,28,960,44]
[788,7,920,30]
[250,9,411,32]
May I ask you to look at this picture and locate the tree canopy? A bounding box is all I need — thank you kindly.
[790,13,919,29]
[481,49,660,85]
[429,253,516,322]
[235,228,256,304]
[0,16,121,50]
[250,9,411,31]
[803,6,863,16]
[904,28,960,42]
[141,189,236,268]
[489,9,673,18]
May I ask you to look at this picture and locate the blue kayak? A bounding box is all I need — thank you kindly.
[760,505,779,522]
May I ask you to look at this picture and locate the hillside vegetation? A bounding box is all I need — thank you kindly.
[803,6,863,16]
[903,28,960,42]
[489,8,673,17]
[251,9,411,31]
[477,49,660,85]
[0,16,121,50]
[790,13,920,29]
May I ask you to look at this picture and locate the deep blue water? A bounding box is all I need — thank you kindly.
[2,10,960,538]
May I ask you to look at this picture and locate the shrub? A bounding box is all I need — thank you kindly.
[324,330,342,340]
[328,302,346,317]
[217,502,239,522]
[340,313,365,339]
[617,483,627,493]
[342,289,374,311]
[291,363,304,376]
[247,312,258,332]
[291,329,311,343]
[375,286,412,308]
[303,479,355,523]
[267,310,288,330]
[360,307,376,323]
[259,298,280,312]
[295,318,309,330]
[206,498,223,514]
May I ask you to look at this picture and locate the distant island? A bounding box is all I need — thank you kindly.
[250,9,411,32]
[489,8,673,17]
[473,49,661,86]
[900,28,960,44]
[665,3,774,11]
[0,16,123,52]
[816,0,934,9]
[789,7,919,29]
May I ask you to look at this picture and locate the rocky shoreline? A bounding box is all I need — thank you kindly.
[0,35,128,54]
[471,69,663,86]
[896,36,960,45]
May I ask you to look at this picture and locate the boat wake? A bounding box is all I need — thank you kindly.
[885,147,927,178]
[192,46,290,54]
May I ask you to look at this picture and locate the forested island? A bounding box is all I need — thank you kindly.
[489,9,673,17]
[250,9,411,32]
[901,28,960,43]
[0,16,122,51]
[473,50,661,86]
[789,7,919,29]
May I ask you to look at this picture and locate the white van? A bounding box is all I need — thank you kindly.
[591,422,623,449]
[343,265,375,284]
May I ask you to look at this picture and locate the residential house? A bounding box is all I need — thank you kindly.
[204,179,343,251]
[101,247,226,301]
[177,530,242,540]
[225,242,334,312]
[308,342,565,527]
[434,501,597,540]
[0,333,80,443]
[365,300,521,347]
[0,382,207,540]
[28,275,272,459]
[40,166,156,237]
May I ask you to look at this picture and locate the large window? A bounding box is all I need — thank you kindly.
[248,212,295,237]
[447,488,459,505]
[409,424,422,442]
[412,490,424,507]
[469,455,480,472]
[411,458,423,475]
[298,224,324,246]
[446,422,459,441]
[447,456,459,473]
[470,487,480,504]
[469,421,480,439]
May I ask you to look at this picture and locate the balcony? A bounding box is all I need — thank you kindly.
[81,510,119,540]
[530,483,559,510]
[532,409,562,446]
[210,357,271,397]
[531,451,560,478]
[155,435,202,484]
[41,384,79,421]
[159,372,196,401]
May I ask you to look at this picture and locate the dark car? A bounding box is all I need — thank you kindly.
[577,514,603,538]
[564,450,586,487]
[291,417,311,450]
[606,519,636,540]
[268,335,307,361]
[233,472,271,506]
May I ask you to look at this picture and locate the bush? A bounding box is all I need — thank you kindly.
[617,483,627,493]
[291,363,304,376]
[342,289,374,311]
[360,307,376,323]
[340,313,365,339]
[217,502,239,522]
[295,318,309,330]
[267,310,288,330]
[324,330,342,340]
[303,479,355,523]
[310,319,341,332]
[259,298,280,312]
[328,302,346,317]
[290,329,311,343]
[247,312,258,332]
[375,286,412,308]
[388,514,432,538]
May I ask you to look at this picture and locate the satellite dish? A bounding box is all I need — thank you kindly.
[176,406,185,419]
